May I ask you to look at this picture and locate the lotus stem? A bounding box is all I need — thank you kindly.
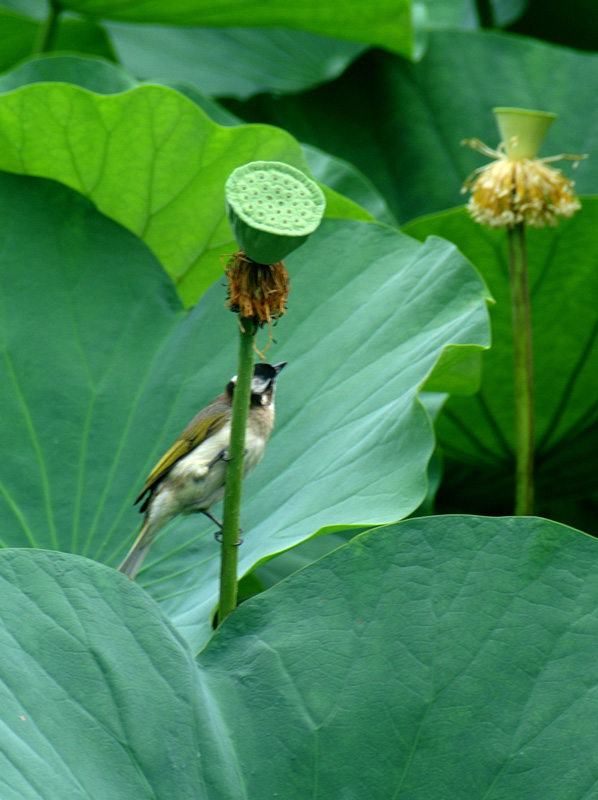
[218,318,256,624]
[508,223,534,515]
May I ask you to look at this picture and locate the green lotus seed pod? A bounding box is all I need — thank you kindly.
[225,161,326,264]
[493,107,557,159]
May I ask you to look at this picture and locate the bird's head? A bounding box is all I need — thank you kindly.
[226,362,287,407]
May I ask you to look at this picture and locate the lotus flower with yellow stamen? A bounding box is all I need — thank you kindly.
[461,108,586,228]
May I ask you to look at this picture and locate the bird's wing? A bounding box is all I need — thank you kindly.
[135,408,229,504]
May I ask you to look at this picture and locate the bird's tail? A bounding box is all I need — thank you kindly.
[118,518,155,580]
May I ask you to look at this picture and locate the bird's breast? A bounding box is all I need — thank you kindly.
[148,421,269,524]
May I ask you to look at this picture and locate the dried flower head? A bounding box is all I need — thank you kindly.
[225,250,289,326]
[462,138,585,228]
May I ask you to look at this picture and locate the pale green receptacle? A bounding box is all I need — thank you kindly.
[225,161,326,264]
[493,107,557,159]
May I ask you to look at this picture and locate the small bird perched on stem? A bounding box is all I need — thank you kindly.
[118,362,286,580]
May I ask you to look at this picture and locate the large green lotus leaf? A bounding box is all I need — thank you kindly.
[5,517,598,798]
[253,393,445,589]
[105,22,367,99]
[0,171,489,649]
[0,549,203,800]
[227,30,598,223]
[198,514,598,798]
[59,0,413,56]
[0,56,368,306]
[405,203,598,525]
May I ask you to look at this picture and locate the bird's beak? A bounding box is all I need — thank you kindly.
[273,362,287,375]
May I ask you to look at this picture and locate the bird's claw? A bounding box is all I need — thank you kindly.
[214,529,244,546]
[221,448,248,463]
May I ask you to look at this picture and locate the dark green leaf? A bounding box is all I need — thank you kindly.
[405,203,598,527]
[106,23,367,99]
[51,18,117,61]
[0,9,38,72]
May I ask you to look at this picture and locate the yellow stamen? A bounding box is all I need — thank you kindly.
[461,142,585,228]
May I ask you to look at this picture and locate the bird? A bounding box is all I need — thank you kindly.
[118,362,286,579]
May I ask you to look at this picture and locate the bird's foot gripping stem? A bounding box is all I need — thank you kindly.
[202,509,243,546]
[214,529,244,546]
[214,448,248,465]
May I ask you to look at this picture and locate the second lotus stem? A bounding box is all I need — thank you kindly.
[508,222,534,515]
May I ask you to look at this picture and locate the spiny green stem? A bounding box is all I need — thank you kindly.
[35,0,62,54]
[218,318,256,624]
[508,222,534,515]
